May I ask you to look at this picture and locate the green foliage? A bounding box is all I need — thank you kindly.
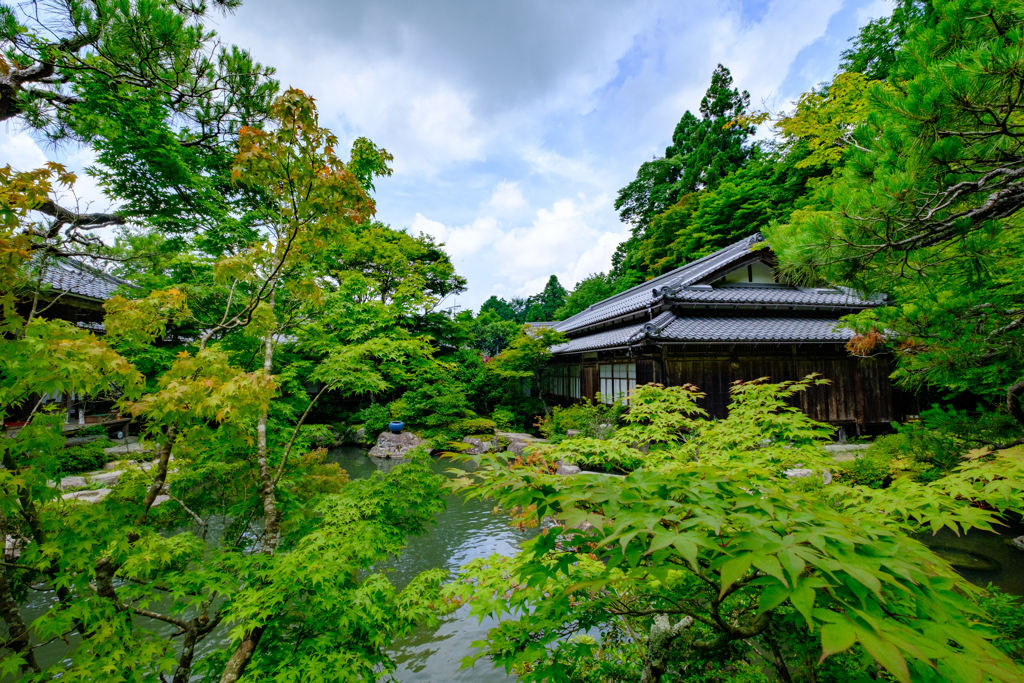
[448,379,1024,683]
[553,272,619,321]
[355,404,391,438]
[478,275,568,325]
[75,425,109,436]
[392,375,475,438]
[769,0,1024,420]
[834,452,895,489]
[538,401,622,440]
[978,585,1024,661]
[296,424,337,449]
[615,64,755,236]
[460,310,522,356]
[840,0,932,81]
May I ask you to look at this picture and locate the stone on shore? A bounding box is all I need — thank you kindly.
[462,436,495,455]
[103,441,155,458]
[368,431,427,459]
[62,488,113,503]
[556,462,581,476]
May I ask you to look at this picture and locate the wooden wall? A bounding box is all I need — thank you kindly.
[552,343,898,427]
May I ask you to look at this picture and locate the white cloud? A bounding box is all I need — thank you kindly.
[561,230,629,286]
[487,181,526,213]
[857,0,892,25]
[412,213,502,260]
[0,129,48,171]
[496,193,611,277]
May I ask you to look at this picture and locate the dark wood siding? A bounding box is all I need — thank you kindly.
[549,343,897,426]
[663,346,895,425]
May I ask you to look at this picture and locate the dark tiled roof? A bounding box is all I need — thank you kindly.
[553,234,766,334]
[551,312,852,354]
[39,257,135,301]
[552,234,882,336]
[665,285,882,308]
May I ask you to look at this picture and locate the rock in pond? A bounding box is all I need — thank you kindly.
[368,431,427,459]
[462,436,495,455]
[1011,535,1024,552]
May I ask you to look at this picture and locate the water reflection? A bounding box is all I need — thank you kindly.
[917,516,1024,597]
[326,447,533,682]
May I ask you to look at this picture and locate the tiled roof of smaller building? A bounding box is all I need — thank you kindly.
[551,312,852,354]
[39,257,135,301]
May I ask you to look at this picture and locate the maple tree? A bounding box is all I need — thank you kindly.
[448,381,1024,683]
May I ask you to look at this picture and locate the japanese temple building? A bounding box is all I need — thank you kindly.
[541,233,904,433]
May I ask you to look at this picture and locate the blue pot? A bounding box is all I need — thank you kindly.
[388,421,405,434]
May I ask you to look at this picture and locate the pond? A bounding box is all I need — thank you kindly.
[326,446,535,682]
[917,516,1024,598]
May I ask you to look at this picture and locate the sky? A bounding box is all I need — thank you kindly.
[1,0,894,312]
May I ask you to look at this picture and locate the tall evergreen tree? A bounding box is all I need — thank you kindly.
[525,275,568,322]
[614,64,755,236]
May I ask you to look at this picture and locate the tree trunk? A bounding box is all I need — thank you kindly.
[173,624,200,683]
[256,292,281,555]
[135,428,176,527]
[640,615,693,683]
[219,290,280,683]
[219,624,264,683]
[1007,379,1024,431]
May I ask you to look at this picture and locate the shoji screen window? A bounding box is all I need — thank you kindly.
[568,365,581,399]
[599,362,635,404]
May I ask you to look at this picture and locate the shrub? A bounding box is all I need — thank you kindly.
[491,406,516,431]
[834,454,894,488]
[393,377,475,437]
[76,424,109,436]
[453,418,497,436]
[60,438,113,474]
[354,404,390,437]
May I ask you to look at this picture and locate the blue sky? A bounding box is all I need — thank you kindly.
[1,0,894,312]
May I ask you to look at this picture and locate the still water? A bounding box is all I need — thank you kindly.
[325,446,534,682]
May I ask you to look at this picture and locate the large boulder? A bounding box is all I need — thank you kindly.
[368,431,427,459]
[462,436,496,455]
